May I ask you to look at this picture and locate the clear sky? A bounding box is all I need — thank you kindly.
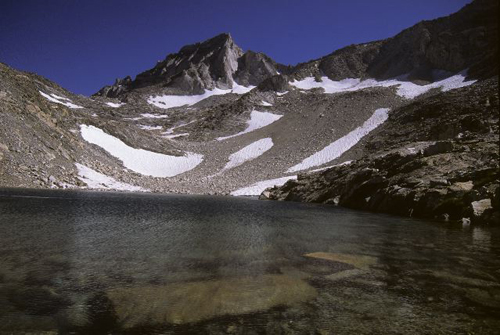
[0,0,470,96]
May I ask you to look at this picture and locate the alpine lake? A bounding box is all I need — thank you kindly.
[0,188,499,334]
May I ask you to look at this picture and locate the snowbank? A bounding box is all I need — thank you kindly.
[217,110,283,141]
[224,138,273,170]
[309,160,353,173]
[290,71,476,99]
[162,120,196,137]
[106,102,124,108]
[163,133,189,139]
[76,163,146,191]
[147,82,255,109]
[288,108,390,172]
[141,113,169,119]
[231,175,297,196]
[139,125,163,130]
[39,91,83,109]
[80,125,203,177]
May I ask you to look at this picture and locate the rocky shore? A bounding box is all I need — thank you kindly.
[263,78,499,225]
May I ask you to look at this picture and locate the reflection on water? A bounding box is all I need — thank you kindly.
[0,188,499,334]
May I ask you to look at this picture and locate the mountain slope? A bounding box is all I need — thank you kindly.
[0,0,497,224]
[264,78,499,225]
[287,0,498,82]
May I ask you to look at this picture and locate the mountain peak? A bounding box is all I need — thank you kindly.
[178,32,238,55]
[95,32,283,97]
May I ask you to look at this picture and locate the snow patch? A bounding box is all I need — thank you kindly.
[231,81,256,94]
[106,102,125,108]
[39,91,83,109]
[139,125,163,131]
[288,108,390,172]
[276,91,289,96]
[162,120,196,136]
[147,82,255,109]
[217,110,283,141]
[231,175,297,196]
[76,163,146,192]
[164,133,189,139]
[224,138,274,170]
[141,113,169,119]
[80,125,203,177]
[50,93,71,101]
[309,160,353,173]
[290,71,476,99]
[260,100,272,106]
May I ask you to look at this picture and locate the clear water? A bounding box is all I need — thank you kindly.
[0,188,499,334]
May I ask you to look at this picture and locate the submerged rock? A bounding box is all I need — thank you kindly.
[325,269,367,281]
[107,274,317,327]
[304,252,377,270]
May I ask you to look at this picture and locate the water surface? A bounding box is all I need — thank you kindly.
[0,188,499,334]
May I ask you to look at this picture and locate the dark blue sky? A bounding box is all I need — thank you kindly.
[0,0,470,96]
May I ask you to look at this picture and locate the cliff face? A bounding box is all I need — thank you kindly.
[366,0,498,81]
[264,78,499,225]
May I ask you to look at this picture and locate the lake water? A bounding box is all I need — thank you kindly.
[0,188,499,334]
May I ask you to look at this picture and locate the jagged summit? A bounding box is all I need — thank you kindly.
[95,32,282,98]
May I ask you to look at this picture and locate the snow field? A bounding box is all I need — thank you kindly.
[224,138,273,170]
[39,91,83,109]
[231,175,297,196]
[76,163,146,192]
[80,125,203,177]
[217,110,283,141]
[288,108,390,172]
[147,81,255,109]
[290,71,476,99]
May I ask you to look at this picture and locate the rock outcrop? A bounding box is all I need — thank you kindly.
[264,78,499,225]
